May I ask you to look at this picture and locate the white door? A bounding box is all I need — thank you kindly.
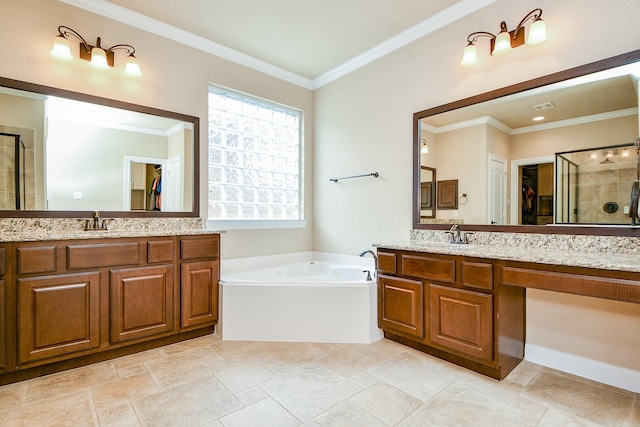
[488,155,507,225]
[162,155,182,212]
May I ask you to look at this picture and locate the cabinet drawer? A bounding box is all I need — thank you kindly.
[67,242,141,269]
[378,275,424,338]
[377,251,397,275]
[401,254,455,283]
[462,261,493,291]
[501,266,640,303]
[17,246,57,274]
[429,284,493,362]
[180,237,219,260]
[148,240,174,264]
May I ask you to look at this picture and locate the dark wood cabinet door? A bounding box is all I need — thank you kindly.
[181,260,219,328]
[17,272,100,364]
[378,275,424,338]
[429,284,493,362]
[0,279,5,370]
[110,265,174,343]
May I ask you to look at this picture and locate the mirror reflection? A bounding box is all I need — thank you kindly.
[417,58,640,227]
[0,83,196,214]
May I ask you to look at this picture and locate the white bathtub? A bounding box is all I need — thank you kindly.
[219,252,383,343]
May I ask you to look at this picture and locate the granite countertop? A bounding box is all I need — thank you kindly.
[0,228,224,243]
[374,241,640,273]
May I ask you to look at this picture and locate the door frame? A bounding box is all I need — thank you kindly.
[510,156,554,225]
[488,154,507,225]
[123,155,167,210]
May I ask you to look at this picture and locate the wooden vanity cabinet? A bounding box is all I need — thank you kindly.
[179,236,220,329]
[1,234,220,384]
[377,249,525,380]
[0,245,7,371]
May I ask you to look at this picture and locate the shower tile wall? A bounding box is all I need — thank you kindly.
[572,151,636,224]
[0,126,35,210]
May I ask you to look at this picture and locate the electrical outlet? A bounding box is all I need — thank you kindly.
[73,192,83,200]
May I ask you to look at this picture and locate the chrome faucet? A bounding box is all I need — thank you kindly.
[445,224,469,244]
[84,211,109,231]
[359,250,378,276]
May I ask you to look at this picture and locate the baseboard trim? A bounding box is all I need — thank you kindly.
[525,344,640,393]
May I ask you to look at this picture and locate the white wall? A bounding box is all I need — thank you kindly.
[0,0,314,259]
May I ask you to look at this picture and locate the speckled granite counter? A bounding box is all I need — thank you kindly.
[374,241,640,273]
[0,217,224,242]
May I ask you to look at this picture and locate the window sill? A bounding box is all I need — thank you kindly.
[205,219,308,231]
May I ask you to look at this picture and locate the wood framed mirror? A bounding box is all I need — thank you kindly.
[413,49,640,236]
[0,76,199,218]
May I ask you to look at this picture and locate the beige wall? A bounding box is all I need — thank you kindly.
[0,0,314,259]
[313,0,640,372]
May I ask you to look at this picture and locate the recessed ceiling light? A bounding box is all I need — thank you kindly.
[532,116,545,121]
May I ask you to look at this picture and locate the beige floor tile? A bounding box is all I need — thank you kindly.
[133,375,242,426]
[215,360,275,393]
[210,340,262,365]
[632,396,640,427]
[503,359,542,387]
[536,407,603,426]
[91,372,158,410]
[350,371,379,388]
[111,348,166,372]
[412,382,542,427]
[455,370,524,405]
[235,386,269,406]
[0,382,23,414]
[394,415,430,426]
[303,401,386,426]
[365,351,463,401]
[2,390,98,427]
[261,363,361,422]
[316,348,379,378]
[219,397,300,427]
[349,381,423,425]
[103,415,141,426]
[250,342,329,375]
[96,401,137,425]
[521,369,634,426]
[144,346,232,389]
[160,333,221,356]
[23,361,118,404]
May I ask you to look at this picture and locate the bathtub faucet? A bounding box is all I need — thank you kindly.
[359,250,378,277]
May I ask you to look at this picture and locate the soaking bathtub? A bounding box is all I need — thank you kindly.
[219,252,383,343]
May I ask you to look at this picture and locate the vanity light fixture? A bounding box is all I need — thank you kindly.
[460,8,547,67]
[420,139,429,154]
[51,25,142,76]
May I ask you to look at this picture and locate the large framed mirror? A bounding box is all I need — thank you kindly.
[0,76,199,218]
[414,49,640,236]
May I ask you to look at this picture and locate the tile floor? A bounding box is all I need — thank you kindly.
[0,334,638,426]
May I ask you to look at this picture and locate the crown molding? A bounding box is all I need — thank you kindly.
[58,0,497,90]
[511,108,638,135]
[312,0,498,89]
[57,0,314,89]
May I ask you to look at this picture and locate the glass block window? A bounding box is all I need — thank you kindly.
[207,86,302,220]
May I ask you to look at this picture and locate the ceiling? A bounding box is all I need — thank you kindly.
[421,62,640,134]
[58,0,497,88]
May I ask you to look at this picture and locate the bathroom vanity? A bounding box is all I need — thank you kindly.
[0,231,220,385]
[375,243,640,379]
